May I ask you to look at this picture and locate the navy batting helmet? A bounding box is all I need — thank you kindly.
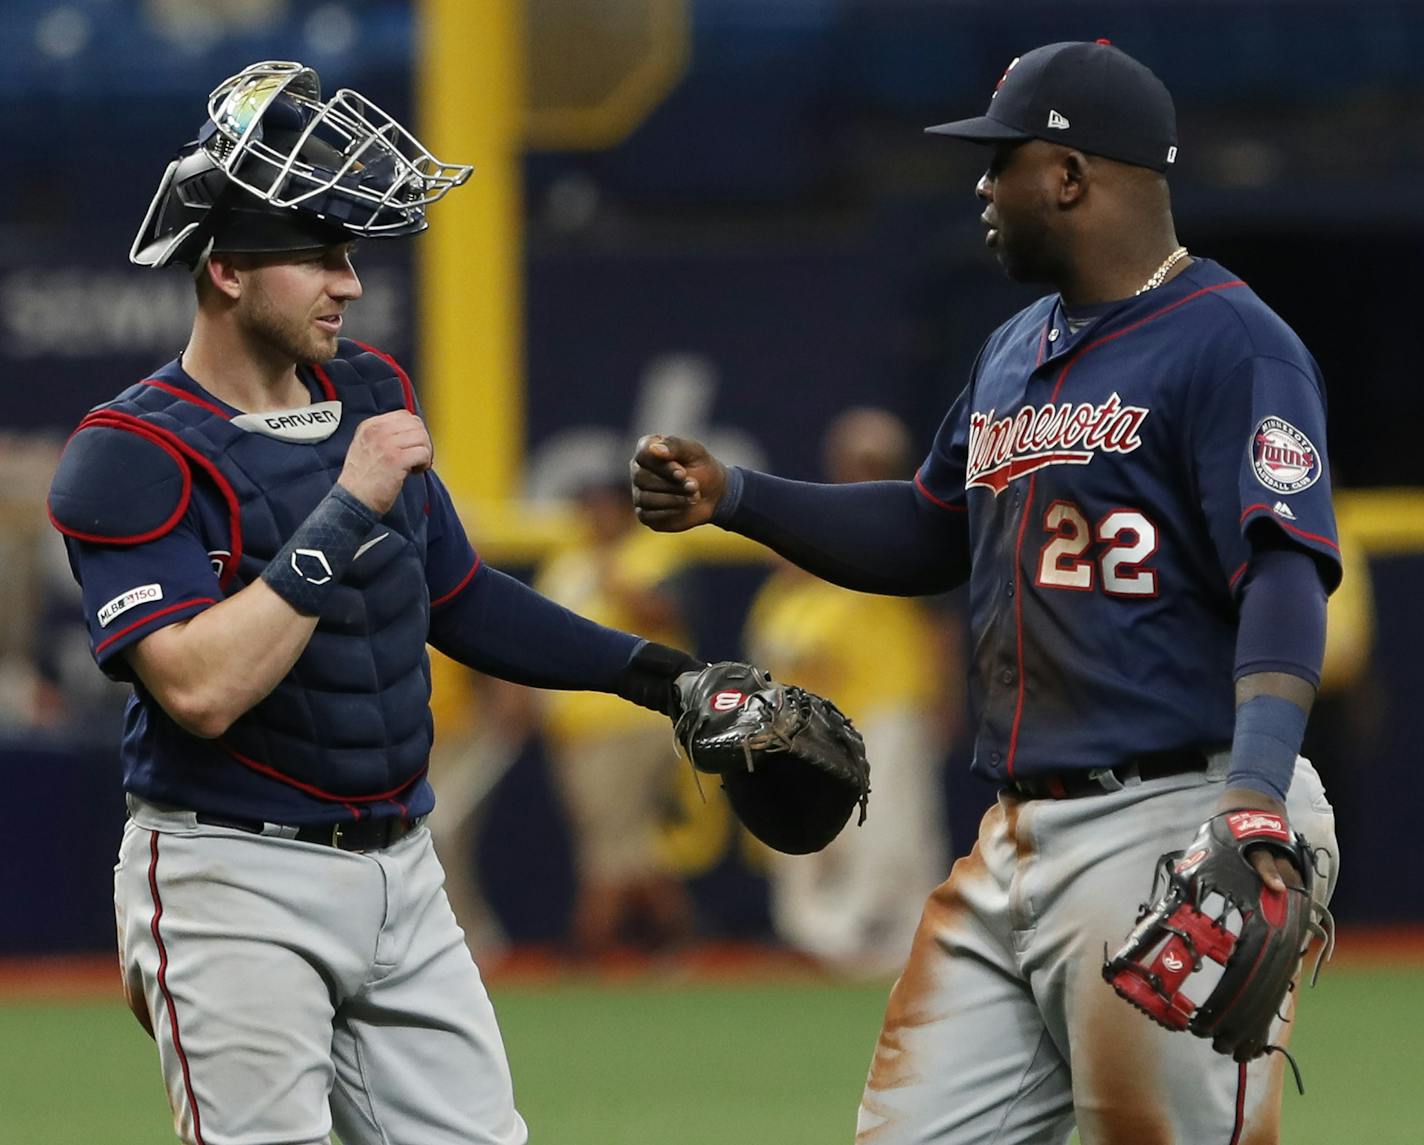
[131,60,472,272]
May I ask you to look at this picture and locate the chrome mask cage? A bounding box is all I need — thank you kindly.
[203,60,472,234]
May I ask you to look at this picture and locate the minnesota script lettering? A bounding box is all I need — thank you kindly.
[966,392,1149,494]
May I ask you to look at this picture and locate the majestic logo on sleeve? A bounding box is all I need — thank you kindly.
[1252,416,1320,494]
[966,393,1149,495]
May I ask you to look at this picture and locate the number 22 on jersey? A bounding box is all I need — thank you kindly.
[1035,501,1158,597]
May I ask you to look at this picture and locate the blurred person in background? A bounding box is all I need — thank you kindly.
[424,664,539,962]
[534,465,697,957]
[0,433,128,738]
[744,409,955,977]
[144,0,286,43]
[0,434,67,732]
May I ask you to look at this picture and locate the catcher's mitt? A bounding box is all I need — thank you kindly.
[1104,810,1333,1073]
[672,662,870,855]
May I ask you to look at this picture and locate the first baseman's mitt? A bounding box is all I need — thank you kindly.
[672,662,870,855]
[1103,810,1333,1074]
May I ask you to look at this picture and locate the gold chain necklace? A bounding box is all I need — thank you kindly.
[1136,246,1188,295]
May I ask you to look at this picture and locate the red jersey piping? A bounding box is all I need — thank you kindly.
[913,472,968,512]
[430,555,482,608]
[1002,280,1248,776]
[96,597,216,656]
[1228,1061,1247,1144]
[147,833,207,1144]
[1239,504,1340,552]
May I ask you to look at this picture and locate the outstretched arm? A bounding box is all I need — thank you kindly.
[631,434,970,596]
[428,564,700,713]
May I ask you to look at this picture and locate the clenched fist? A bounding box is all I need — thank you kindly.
[629,434,728,532]
[338,410,433,515]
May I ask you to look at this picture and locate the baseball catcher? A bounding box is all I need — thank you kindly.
[669,662,871,854]
[1104,809,1334,1081]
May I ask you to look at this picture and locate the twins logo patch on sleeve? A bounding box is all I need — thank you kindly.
[98,583,163,627]
[1252,416,1320,494]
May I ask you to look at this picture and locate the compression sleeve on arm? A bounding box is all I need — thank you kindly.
[1233,546,1328,687]
[1227,545,1328,802]
[713,469,970,596]
[427,563,643,692]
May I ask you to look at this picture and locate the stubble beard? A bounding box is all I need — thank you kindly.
[240,282,338,366]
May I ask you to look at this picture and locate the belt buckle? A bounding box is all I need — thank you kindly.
[1088,767,1125,793]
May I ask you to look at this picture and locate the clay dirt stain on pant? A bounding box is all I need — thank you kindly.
[858,844,989,1140]
[1072,968,1173,1145]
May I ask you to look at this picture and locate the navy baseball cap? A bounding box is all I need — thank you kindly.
[926,40,1178,172]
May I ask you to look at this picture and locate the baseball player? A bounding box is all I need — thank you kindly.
[48,61,701,1145]
[632,40,1340,1145]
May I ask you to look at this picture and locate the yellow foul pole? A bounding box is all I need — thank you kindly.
[417,0,524,507]
[416,0,524,731]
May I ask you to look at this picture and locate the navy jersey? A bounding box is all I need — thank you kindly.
[915,259,1340,784]
[53,345,479,824]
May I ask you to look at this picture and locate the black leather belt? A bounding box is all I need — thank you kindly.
[196,812,424,851]
[1008,750,1210,800]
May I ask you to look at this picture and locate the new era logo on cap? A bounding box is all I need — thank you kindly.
[1047,109,1070,129]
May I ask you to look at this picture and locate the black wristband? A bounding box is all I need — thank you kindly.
[260,485,381,616]
[614,640,705,715]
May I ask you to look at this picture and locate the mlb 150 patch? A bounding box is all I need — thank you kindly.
[97,583,163,627]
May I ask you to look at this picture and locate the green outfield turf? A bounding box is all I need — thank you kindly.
[1,966,1417,1144]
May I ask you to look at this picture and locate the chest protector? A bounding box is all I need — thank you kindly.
[77,341,433,802]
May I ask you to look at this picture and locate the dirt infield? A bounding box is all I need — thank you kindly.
[4,927,1421,1001]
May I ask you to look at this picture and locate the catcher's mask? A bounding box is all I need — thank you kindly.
[131,60,472,272]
